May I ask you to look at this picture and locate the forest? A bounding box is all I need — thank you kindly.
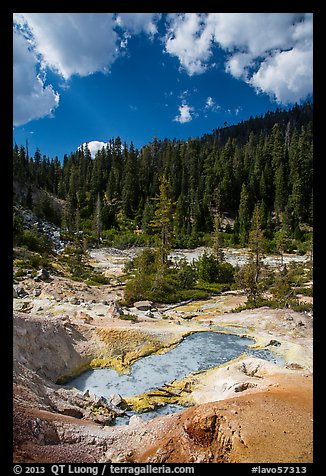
[13,102,313,254]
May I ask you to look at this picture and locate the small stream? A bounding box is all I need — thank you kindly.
[66,331,282,424]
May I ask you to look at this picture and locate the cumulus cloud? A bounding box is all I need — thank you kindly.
[165,13,213,75]
[80,141,108,158]
[14,13,119,80]
[164,13,313,104]
[174,102,193,123]
[115,13,161,36]
[249,47,313,104]
[13,30,59,126]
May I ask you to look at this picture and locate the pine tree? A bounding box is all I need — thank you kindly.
[93,193,102,245]
[274,228,291,268]
[238,183,251,246]
[122,142,139,219]
[248,204,265,285]
[62,194,75,233]
[150,176,174,266]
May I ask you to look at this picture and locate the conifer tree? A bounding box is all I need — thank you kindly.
[238,183,251,246]
[93,193,102,245]
[248,204,265,285]
[150,176,174,266]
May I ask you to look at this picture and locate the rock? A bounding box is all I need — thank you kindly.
[145,310,155,318]
[234,382,257,393]
[69,297,80,305]
[34,288,42,297]
[134,300,153,311]
[13,285,28,298]
[128,415,143,428]
[95,396,108,407]
[36,268,50,281]
[108,393,123,407]
[108,301,124,317]
[93,415,106,424]
[79,312,93,323]
[297,321,305,327]
[286,363,304,370]
[101,300,108,305]
[267,339,281,347]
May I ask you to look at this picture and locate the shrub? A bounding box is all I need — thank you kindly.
[197,252,235,284]
[172,258,197,289]
[119,313,139,322]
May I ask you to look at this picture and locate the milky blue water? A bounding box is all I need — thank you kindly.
[66,331,281,399]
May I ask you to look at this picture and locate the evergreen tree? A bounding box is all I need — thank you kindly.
[62,194,75,233]
[122,142,139,219]
[238,183,251,246]
[150,176,174,265]
[93,193,102,245]
[248,204,266,285]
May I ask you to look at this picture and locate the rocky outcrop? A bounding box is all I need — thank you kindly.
[13,311,90,383]
[14,203,64,252]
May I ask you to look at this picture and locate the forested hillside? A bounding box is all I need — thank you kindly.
[13,102,313,250]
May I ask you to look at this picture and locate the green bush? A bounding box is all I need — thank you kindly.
[196,252,235,284]
[119,314,139,322]
[172,258,197,289]
[86,274,109,285]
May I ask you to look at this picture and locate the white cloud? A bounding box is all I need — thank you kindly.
[164,13,313,104]
[81,141,108,158]
[115,13,161,36]
[165,13,213,75]
[225,52,253,80]
[249,47,313,104]
[204,96,220,112]
[14,13,119,80]
[207,13,301,56]
[13,30,59,126]
[174,102,193,123]
[205,96,214,108]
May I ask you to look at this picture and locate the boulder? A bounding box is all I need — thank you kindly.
[234,382,257,393]
[108,301,124,317]
[134,300,153,311]
[144,310,155,318]
[128,415,144,428]
[108,393,123,407]
[267,339,281,347]
[13,285,28,298]
[35,268,50,281]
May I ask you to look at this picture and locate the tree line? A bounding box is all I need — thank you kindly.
[13,102,313,249]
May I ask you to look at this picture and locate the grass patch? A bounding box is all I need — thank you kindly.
[119,314,139,322]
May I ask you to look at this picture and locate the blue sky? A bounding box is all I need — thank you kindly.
[13,13,313,159]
